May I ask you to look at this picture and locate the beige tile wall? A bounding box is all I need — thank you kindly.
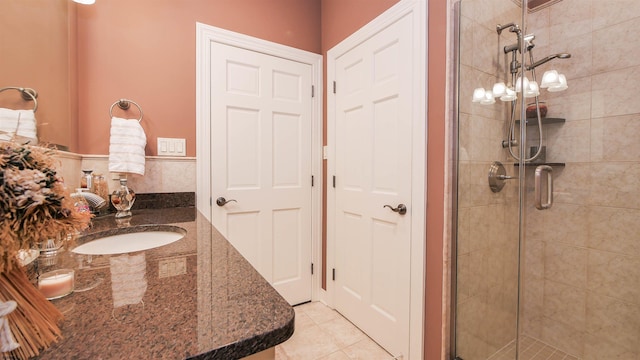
[457,0,640,359]
[54,153,196,195]
[522,0,640,358]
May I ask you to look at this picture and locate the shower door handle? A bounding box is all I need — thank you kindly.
[534,165,553,210]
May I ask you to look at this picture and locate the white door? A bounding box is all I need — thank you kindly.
[331,14,413,357]
[210,42,313,306]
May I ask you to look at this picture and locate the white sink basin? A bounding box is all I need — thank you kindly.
[72,226,186,255]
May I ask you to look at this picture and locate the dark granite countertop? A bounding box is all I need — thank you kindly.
[34,207,294,360]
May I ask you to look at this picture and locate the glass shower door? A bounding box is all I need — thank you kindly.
[454,0,640,359]
[453,0,522,359]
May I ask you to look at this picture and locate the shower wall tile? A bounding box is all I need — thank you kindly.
[524,239,544,279]
[544,119,590,162]
[456,253,471,304]
[543,76,592,122]
[587,250,640,303]
[550,163,591,205]
[542,280,586,329]
[545,31,593,80]
[458,162,511,208]
[458,113,509,162]
[583,334,639,360]
[459,66,506,120]
[593,16,640,74]
[588,206,640,257]
[591,113,640,162]
[588,162,640,209]
[456,293,492,360]
[459,16,474,67]
[592,0,640,31]
[591,65,640,118]
[472,24,499,74]
[543,242,587,288]
[541,204,589,247]
[456,207,471,255]
[459,0,520,34]
[527,8,550,48]
[585,292,640,353]
[540,316,585,357]
[521,276,544,339]
[548,0,593,41]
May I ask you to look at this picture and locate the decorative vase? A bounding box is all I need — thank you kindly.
[111,178,136,218]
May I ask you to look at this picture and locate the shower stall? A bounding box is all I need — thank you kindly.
[452,0,640,359]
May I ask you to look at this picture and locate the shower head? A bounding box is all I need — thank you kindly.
[523,34,536,51]
[527,53,571,70]
[496,23,520,35]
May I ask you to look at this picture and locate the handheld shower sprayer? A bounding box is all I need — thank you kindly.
[527,53,572,70]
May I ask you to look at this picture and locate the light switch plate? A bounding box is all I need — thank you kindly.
[157,137,186,156]
[158,257,187,278]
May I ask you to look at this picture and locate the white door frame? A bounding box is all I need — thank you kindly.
[326,1,426,359]
[196,23,323,302]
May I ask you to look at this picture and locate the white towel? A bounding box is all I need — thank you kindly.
[108,117,146,176]
[0,108,38,143]
[110,253,147,308]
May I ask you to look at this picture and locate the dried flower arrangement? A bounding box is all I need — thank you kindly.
[0,141,91,273]
[0,141,92,359]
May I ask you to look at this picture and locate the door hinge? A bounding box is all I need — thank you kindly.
[311,175,314,187]
[333,81,336,94]
[311,85,315,98]
[332,268,336,281]
[311,263,314,275]
[332,175,336,188]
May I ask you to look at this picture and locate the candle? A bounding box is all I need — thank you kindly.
[38,269,74,300]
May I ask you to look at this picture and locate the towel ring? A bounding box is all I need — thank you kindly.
[109,98,143,123]
[0,87,38,112]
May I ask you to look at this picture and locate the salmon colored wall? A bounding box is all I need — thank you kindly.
[0,0,76,150]
[76,0,321,156]
[426,1,447,359]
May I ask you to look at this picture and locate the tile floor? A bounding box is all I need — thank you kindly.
[276,302,395,360]
[487,335,578,360]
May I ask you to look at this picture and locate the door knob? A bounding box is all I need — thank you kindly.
[383,204,407,215]
[216,197,237,207]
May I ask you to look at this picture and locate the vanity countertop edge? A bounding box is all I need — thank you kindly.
[34,207,295,360]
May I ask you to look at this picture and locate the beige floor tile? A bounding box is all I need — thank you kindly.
[342,337,394,360]
[278,325,340,359]
[294,309,316,331]
[318,351,352,360]
[318,316,366,348]
[297,302,342,325]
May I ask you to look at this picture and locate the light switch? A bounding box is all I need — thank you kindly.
[157,137,186,156]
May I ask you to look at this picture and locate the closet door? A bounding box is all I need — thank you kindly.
[209,42,313,306]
